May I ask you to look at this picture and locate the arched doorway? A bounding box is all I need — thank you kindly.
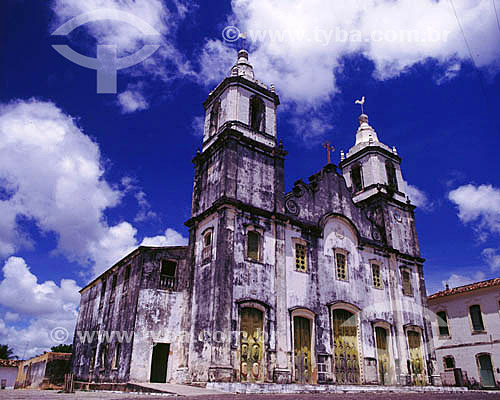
[332,308,360,384]
[375,327,391,385]
[240,307,264,382]
[407,329,425,386]
[293,316,312,383]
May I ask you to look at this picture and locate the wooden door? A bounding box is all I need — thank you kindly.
[407,331,425,386]
[294,316,312,383]
[333,309,360,384]
[375,327,391,385]
[240,308,264,382]
[478,354,495,388]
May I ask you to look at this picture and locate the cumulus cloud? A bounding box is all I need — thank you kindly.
[482,248,500,271]
[199,0,500,139]
[448,184,500,240]
[404,181,432,210]
[117,89,149,114]
[50,0,196,111]
[0,257,80,358]
[0,99,187,276]
[442,270,486,290]
[141,228,188,247]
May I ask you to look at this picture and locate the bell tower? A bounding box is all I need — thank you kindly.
[339,112,421,256]
[191,49,284,217]
[184,49,287,383]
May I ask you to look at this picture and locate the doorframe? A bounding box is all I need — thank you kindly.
[237,301,268,383]
[329,302,364,384]
[373,321,395,385]
[149,342,170,383]
[404,325,427,385]
[290,307,316,384]
[475,352,497,388]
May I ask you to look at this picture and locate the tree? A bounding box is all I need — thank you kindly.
[0,344,17,360]
[51,344,73,354]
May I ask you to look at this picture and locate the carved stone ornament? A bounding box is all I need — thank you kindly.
[285,198,300,215]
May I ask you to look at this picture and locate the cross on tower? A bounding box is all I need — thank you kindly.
[239,32,247,50]
[322,141,335,164]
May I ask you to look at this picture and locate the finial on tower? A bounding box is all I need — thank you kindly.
[355,96,366,114]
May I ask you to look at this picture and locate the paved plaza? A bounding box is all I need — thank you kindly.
[1,390,500,400]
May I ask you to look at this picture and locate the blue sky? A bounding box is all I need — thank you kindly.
[0,0,499,358]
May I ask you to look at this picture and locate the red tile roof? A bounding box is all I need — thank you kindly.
[0,359,21,367]
[428,277,500,301]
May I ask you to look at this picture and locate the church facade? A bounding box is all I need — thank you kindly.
[72,49,437,387]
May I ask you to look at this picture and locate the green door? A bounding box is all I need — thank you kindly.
[478,354,496,388]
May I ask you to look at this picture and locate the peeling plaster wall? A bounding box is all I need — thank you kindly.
[72,247,188,384]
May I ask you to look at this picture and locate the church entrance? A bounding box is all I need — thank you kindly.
[293,316,312,383]
[333,309,360,384]
[478,354,495,388]
[240,308,264,382]
[407,331,425,386]
[375,327,391,385]
[150,343,169,383]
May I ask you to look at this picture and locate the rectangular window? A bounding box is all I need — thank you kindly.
[100,344,107,369]
[110,274,117,303]
[123,265,131,293]
[160,260,176,290]
[202,231,212,263]
[112,343,121,369]
[372,263,383,288]
[99,280,106,308]
[437,311,450,336]
[336,252,348,281]
[401,269,413,296]
[295,243,307,272]
[469,305,485,332]
[247,231,260,261]
[90,347,97,371]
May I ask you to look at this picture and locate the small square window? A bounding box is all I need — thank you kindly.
[372,263,383,288]
[336,252,348,281]
[295,244,307,272]
[443,356,455,370]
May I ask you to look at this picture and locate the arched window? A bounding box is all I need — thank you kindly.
[249,96,265,132]
[385,161,398,191]
[443,356,455,370]
[209,100,221,136]
[247,231,261,261]
[351,164,363,193]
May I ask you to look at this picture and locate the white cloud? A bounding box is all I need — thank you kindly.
[0,99,187,277]
[50,0,196,111]
[405,181,432,210]
[4,312,19,322]
[448,184,500,239]
[0,257,80,358]
[191,115,205,137]
[442,270,486,290]
[141,228,188,247]
[482,248,500,271]
[117,89,149,114]
[199,0,500,139]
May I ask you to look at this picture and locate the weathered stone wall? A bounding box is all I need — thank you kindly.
[72,246,188,384]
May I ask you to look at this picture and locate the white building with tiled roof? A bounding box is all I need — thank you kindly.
[427,277,500,389]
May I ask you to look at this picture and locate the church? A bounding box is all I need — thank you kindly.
[72,48,437,388]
